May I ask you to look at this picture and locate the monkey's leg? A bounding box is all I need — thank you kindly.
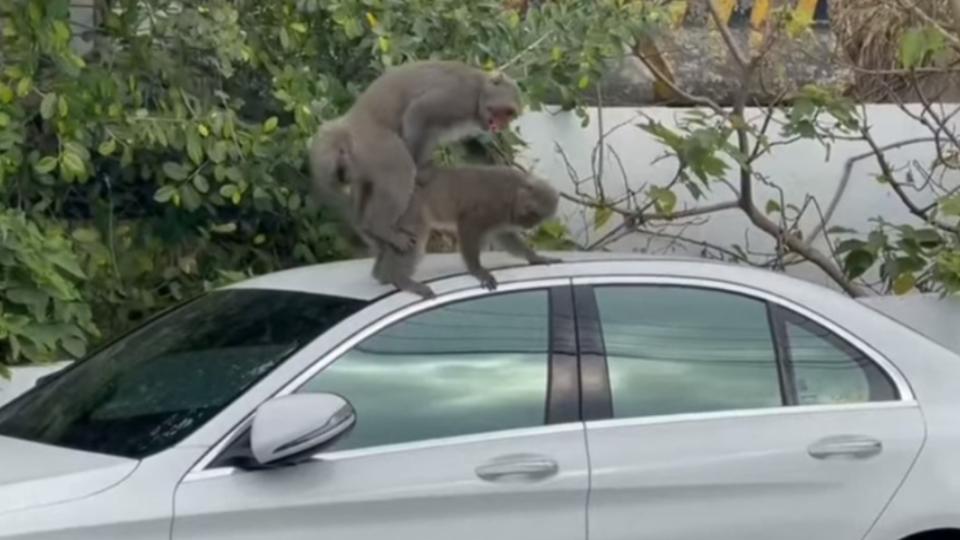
[458,221,498,290]
[353,132,419,252]
[373,202,435,299]
[494,232,563,265]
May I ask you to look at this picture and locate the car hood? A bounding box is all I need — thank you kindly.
[0,435,137,514]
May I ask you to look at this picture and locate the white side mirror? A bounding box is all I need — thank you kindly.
[249,393,356,466]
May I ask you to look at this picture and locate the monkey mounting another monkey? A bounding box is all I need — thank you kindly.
[371,165,562,298]
[308,60,523,255]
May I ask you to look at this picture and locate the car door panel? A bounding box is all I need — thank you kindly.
[586,405,924,540]
[174,427,588,540]
[172,285,588,540]
[573,279,926,540]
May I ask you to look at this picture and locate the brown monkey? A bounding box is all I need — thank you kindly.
[370,165,562,298]
[308,60,523,254]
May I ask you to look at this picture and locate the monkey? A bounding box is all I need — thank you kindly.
[308,60,523,256]
[369,164,562,298]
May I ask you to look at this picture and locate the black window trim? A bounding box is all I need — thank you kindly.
[569,281,909,422]
[769,303,901,404]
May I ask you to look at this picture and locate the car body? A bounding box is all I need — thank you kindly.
[1,251,959,540]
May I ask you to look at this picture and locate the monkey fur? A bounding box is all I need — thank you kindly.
[370,164,562,298]
[308,60,523,257]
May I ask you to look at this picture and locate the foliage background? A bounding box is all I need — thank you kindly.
[0,0,665,371]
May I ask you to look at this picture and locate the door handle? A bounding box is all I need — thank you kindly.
[475,454,559,482]
[808,435,883,460]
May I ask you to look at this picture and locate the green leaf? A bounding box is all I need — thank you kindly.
[0,83,13,104]
[57,95,69,118]
[892,273,916,295]
[208,141,227,163]
[844,249,876,280]
[765,199,781,214]
[34,156,59,174]
[7,288,48,310]
[153,185,177,203]
[61,152,85,176]
[0,111,9,127]
[915,228,942,248]
[940,195,960,216]
[290,22,308,33]
[219,184,238,198]
[98,138,117,156]
[162,161,190,181]
[900,27,945,69]
[180,184,202,211]
[193,174,210,194]
[288,193,302,211]
[225,166,243,183]
[186,129,204,165]
[61,336,86,358]
[72,228,100,243]
[211,222,237,234]
[263,116,279,133]
[16,77,32,97]
[40,93,57,119]
[594,205,614,229]
[835,238,866,255]
[650,186,677,214]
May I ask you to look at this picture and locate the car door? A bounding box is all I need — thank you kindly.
[171,285,589,540]
[574,279,925,540]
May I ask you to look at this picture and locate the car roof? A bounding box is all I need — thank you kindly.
[225,250,723,300]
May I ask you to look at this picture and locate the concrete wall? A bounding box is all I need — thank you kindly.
[0,362,69,407]
[514,103,957,293]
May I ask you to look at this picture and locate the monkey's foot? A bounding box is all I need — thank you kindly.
[528,255,562,265]
[473,270,498,291]
[406,282,436,299]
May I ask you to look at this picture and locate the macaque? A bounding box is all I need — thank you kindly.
[370,165,562,298]
[308,60,523,255]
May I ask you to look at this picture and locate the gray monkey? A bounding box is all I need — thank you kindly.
[308,60,523,255]
[370,165,562,298]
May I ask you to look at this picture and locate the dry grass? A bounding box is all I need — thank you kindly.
[831,0,960,100]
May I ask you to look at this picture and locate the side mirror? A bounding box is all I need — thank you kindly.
[249,393,356,467]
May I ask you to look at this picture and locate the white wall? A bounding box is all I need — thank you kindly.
[0,363,69,407]
[514,104,957,293]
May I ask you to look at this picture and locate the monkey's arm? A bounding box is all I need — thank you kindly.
[494,231,562,265]
[401,91,452,168]
[458,220,498,290]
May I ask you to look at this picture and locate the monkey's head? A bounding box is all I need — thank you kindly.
[479,71,522,133]
[513,178,559,229]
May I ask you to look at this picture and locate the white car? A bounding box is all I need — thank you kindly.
[1,252,959,540]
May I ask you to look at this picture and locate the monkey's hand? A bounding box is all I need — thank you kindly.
[527,254,562,265]
[473,269,498,291]
[386,229,418,252]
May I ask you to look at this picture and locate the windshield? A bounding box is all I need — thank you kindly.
[0,289,367,459]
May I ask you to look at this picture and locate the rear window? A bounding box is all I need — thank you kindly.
[0,289,367,458]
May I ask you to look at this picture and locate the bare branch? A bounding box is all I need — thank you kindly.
[804,137,938,249]
[861,127,959,233]
[706,0,749,69]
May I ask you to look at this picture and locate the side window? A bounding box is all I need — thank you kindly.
[297,290,551,451]
[594,286,784,418]
[781,311,898,405]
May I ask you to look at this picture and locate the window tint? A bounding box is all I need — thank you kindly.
[0,290,367,458]
[298,290,551,451]
[595,286,783,418]
[783,313,897,405]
